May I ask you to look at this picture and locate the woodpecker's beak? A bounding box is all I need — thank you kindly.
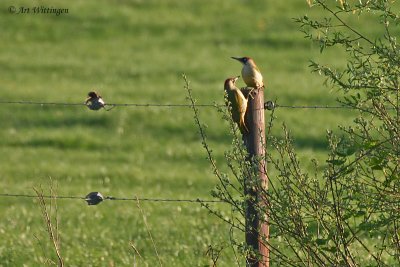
[231,56,243,63]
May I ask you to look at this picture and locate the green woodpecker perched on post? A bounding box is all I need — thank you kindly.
[224,76,249,134]
[231,56,264,89]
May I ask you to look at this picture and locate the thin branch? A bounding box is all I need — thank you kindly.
[135,197,163,267]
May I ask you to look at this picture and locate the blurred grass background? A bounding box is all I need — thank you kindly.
[0,0,393,266]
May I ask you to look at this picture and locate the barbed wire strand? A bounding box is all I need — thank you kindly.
[0,193,385,209]
[0,100,364,110]
[0,193,224,203]
[275,104,354,109]
[0,100,216,108]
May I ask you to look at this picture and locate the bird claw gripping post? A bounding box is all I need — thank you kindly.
[241,87,256,100]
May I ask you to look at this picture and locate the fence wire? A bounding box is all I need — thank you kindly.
[0,192,224,205]
[0,100,362,110]
[0,100,214,108]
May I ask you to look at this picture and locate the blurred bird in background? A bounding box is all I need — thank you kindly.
[85,91,105,110]
[224,76,249,134]
[231,56,264,89]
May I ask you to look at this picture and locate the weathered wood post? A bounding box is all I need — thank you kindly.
[244,87,269,267]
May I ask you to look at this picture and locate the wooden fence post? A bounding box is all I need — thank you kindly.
[244,87,269,267]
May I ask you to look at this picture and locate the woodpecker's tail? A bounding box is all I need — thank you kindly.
[240,119,249,134]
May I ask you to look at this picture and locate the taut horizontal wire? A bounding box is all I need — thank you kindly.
[0,100,216,108]
[108,103,217,108]
[0,193,83,199]
[0,193,224,204]
[0,100,85,106]
[0,100,363,110]
[275,104,354,109]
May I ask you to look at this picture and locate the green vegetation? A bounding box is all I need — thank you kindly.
[0,0,397,266]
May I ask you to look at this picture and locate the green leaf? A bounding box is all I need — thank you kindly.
[359,221,375,231]
[321,246,338,253]
[336,146,356,157]
[315,238,329,245]
[326,159,346,165]
[369,156,386,170]
[355,210,366,217]
[363,140,378,149]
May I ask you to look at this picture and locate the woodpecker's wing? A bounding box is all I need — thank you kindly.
[242,63,264,88]
[225,89,241,123]
[254,69,264,87]
[234,89,249,133]
[234,89,248,114]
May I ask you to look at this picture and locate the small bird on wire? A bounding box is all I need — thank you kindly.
[231,56,264,89]
[224,76,249,134]
[85,91,114,111]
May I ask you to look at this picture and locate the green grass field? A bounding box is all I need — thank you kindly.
[0,0,393,266]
